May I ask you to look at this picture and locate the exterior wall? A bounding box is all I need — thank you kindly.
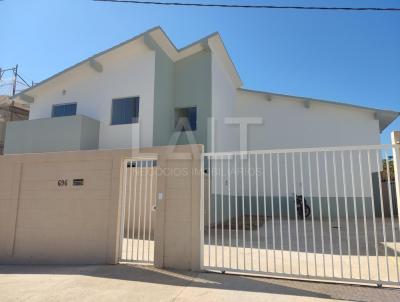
[24,38,212,153]
[155,147,203,270]
[4,115,99,154]
[235,90,381,150]
[149,36,176,148]
[0,121,5,153]
[206,87,383,221]
[210,41,238,153]
[0,100,29,154]
[0,150,123,264]
[0,145,203,270]
[208,86,384,220]
[80,115,101,150]
[28,38,155,150]
[151,46,212,150]
[15,34,384,154]
[174,51,212,149]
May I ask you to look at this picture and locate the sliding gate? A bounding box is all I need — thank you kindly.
[202,145,400,287]
[119,158,157,263]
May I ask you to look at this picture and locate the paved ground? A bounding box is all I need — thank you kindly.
[205,217,400,284]
[0,264,400,302]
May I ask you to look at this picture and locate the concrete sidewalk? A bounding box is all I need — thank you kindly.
[0,264,399,302]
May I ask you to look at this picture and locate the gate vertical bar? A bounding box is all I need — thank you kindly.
[126,161,132,261]
[208,155,211,267]
[262,154,269,272]
[241,154,246,270]
[367,150,381,285]
[148,161,154,262]
[285,153,292,274]
[136,161,143,260]
[324,151,334,277]
[341,151,352,279]
[248,154,253,270]
[270,153,276,272]
[131,161,138,260]
[221,156,224,268]
[308,152,317,276]
[119,161,128,261]
[235,154,239,269]
[228,155,232,269]
[142,161,148,261]
[300,152,309,276]
[214,155,218,267]
[316,152,326,277]
[277,154,284,273]
[255,154,261,271]
[384,150,399,282]
[376,150,390,282]
[358,151,371,280]
[292,152,300,275]
[350,151,361,279]
[333,151,343,278]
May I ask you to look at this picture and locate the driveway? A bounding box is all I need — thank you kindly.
[204,217,400,284]
[0,264,400,302]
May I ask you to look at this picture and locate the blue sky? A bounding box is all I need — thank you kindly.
[1,0,399,143]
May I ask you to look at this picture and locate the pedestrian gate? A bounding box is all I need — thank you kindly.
[202,145,400,287]
[119,158,157,263]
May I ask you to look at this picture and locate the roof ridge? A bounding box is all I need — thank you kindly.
[13,26,220,100]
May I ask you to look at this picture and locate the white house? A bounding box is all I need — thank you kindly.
[5,26,399,154]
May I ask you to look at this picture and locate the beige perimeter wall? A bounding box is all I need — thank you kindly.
[0,144,203,269]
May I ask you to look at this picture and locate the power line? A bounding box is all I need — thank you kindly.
[0,65,33,97]
[93,0,400,12]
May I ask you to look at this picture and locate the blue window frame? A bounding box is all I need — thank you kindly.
[52,103,77,118]
[175,107,197,131]
[111,97,139,125]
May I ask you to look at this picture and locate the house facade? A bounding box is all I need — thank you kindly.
[4,27,399,154]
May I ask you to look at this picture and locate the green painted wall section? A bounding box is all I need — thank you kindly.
[147,35,176,148]
[3,115,99,154]
[150,36,212,150]
[174,51,212,149]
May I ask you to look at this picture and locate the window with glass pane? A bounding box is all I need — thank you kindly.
[52,103,77,118]
[175,107,197,131]
[111,97,140,125]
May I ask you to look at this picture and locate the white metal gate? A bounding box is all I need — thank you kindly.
[202,145,400,287]
[119,158,157,263]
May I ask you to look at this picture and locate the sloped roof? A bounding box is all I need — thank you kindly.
[13,26,242,101]
[239,88,399,132]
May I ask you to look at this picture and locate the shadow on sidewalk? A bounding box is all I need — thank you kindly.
[0,263,398,302]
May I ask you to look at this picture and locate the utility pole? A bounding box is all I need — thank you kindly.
[12,64,18,97]
[10,64,19,121]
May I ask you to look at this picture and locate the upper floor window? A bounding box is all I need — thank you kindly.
[52,103,77,118]
[175,107,197,131]
[111,97,139,125]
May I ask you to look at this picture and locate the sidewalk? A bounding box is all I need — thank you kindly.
[0,264,399,302]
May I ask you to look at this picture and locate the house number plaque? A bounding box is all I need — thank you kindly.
[58,179,68,187]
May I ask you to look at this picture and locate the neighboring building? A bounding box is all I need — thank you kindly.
[5,27,399,154]
[0,96,29,154]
